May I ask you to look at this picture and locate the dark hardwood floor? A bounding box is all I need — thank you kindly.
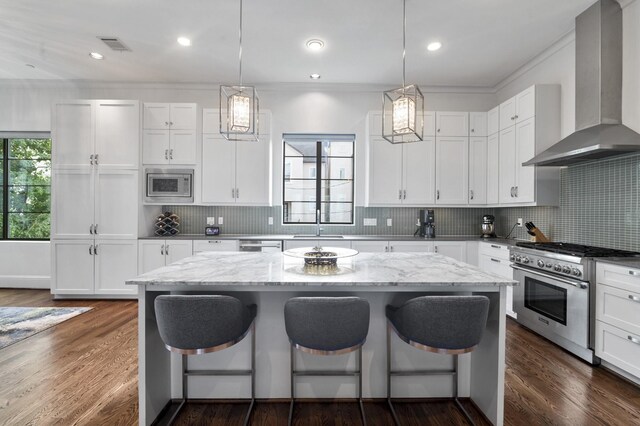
[1,289,639,425]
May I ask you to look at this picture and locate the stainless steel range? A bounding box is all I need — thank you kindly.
[510,242,640,364]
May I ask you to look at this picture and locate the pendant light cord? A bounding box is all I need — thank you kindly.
[402,0,406,91]
[239,0,243,88]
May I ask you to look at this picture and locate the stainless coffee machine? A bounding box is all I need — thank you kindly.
[481,214,497,238]
[417,209,436,238]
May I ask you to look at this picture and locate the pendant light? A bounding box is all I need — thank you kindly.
[220,0,259,141]
[382,0,424,144]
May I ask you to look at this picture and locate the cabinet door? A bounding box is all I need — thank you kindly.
[95,100,139,169]
[499,127,516,204]
[487,106,500,136]
[169,103,197,130]
[423,111,436,137]
[166,240,193,264]
[389,241,434,252]
[201,136,236,203]
[436,112,469,137]
[352,241,389,252]
[142,130,170,164]
[95,170,138,239]
[52,100,94,169]
[595,321,640,379]
[94,240,138,295]
[486,133,500,204]
[469,112,488,137]
[143,103,171,130]
[235,139,271,205]
[403,138,435,205]
[516,86,536,123]
[499,97,516,131]
[51,169,94,239]
[515,118,536,203]
[434,242,467,262]
[203,108,219,134]
[468,137,487,205]
[138,240,167,274]
[169,130,197,164]
[367,137,403,205]
[435,137,469,205]
[52,240,94,294]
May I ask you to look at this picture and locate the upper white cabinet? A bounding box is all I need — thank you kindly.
[486,133,500,204]
[469,137,488,205]
[487,106,500,136]
[498,85,560,206]
[52,100,139,169]
[469,112,488,137]
[143,103,197,165]
[201,108,272,206]
[435,137,469,205]
[367,137,435,206]
[436,112,469,137]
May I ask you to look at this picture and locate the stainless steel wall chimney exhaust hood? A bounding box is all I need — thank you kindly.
[524,0,640,167]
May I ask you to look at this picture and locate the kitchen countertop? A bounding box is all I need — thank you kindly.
[595,257,640,270]
[126,251,516,287]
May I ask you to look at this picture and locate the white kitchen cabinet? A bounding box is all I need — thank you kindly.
[52,239,138,296]
[143,103,197,165]
[351,241,390,253]
[434,241,467,262]
[487,106,500,136]
[52,99,139,169]
[94,170,139,239]
[423,111,436,137]
[51,169,94,239]
[389,241,434,252]
[366,137,435,206]
[478,242,515,317]
[436,112,469,137]
[496,85,560,206]
[435,137,468,205]
[486,133,500,204]
[469,112,488,137]
[469,137,487,205]
[193,240,239,252]
[138,239,194,274]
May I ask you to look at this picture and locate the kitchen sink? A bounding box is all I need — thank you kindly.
[293,235,344,239]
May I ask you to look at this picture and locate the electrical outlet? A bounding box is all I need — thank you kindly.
[218,217,224,225]
[517,218,523,227]
[206,217,215,225]
[363,218,377,226]
[268,217,274,225]
[387,218,393,227]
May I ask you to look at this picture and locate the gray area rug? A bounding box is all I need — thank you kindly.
[0,307,92,349]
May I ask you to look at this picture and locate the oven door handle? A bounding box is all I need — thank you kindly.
[510,264,589,289]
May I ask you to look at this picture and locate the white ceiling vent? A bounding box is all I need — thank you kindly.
[97,37,131,52]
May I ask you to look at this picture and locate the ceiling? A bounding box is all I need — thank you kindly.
[0,0,595,87]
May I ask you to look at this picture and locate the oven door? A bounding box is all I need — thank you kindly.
[512,264,590,349]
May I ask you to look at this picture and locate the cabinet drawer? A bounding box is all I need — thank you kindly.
[595,321,640,380]
[596,283,640,337]
[479,254,512,279]
[478,242,511,261]
[193,240,239,252]
[596,263,640,293]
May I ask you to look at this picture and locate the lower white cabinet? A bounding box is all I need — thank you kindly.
[193,240,239,253]
[350,241,389,253]
[138,240,193,274]
[478,242,514,317]
[52,239,138,296]
[285,240,351,250]
[353,240,467,263]
[433,242,467,263]
[389,241,434,253]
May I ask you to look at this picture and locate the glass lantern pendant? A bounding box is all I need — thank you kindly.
[230,92,251,132]
[392,94,415,134]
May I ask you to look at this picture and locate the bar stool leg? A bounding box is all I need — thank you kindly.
[452,354,476,426]
[288,344,295,426]
[243,322,256,426]
[358,346,367,426]
[166,355,188,425]
[386,324,401,426]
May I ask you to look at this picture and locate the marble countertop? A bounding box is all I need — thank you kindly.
[127,251,517,288]
[595,257,640,270]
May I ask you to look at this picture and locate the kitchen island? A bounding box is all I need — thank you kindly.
[127,251,515,425]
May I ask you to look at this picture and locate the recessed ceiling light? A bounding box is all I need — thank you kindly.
[177,37,192,47]
[306,39,325,51]
[310,73,321,80]
[427,41,442,52]
[89,52,104,60]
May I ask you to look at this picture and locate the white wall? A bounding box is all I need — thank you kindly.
[0,241,50,288]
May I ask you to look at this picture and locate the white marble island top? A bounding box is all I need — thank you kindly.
[127,251,516,288]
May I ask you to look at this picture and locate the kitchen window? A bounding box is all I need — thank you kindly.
[0,136,52,240]
[282,134,355,224]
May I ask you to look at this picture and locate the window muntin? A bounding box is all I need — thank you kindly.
[282,135,354,224]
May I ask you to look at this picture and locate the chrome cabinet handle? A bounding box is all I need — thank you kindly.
[403,189,406,199]
[384,246,388,252]
[437,128,441,133]
[515,115,519,119]
[165,121,169,126]
[436,190,440,200]
[170,121,174,126]
[629,270,640,276]
[232,188,236,198]
[470,190,474,200]
[629,295,640,302]
[89,154,94,165]
[434,246,438,253]
[94,154,99,165]
[164,149,168,160]
[165,245,169,255]
[94,244,98,255]
[398,189,402,200]
[515,186,518,197]
[390,246,394,252]
[628,335,640,345]
[94,224,98,234]
[169,149,173,160]
[89,245,93,255]
[471,128,475,133]
[490,244,501,249]
[511,116,515,121]
[236,188,239,198]
[510,187,515,197]
[89,224,94,234]
[491,258,500,263]
[161,244,164,255]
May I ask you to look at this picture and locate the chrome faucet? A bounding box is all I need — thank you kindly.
[315,209,321,237]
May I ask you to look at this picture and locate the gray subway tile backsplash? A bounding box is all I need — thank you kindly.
[164,152,640,252]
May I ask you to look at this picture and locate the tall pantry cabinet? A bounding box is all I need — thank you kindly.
[51,100,140,297]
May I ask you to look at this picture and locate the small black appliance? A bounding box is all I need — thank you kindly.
[417,209,435,238]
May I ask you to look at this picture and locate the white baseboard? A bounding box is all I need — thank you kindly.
[0,275,50,289]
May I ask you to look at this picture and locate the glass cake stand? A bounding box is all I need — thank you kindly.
[283,246,359,275]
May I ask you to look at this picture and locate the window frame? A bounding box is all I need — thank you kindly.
[282,134,355,225]
[1,136,52,241]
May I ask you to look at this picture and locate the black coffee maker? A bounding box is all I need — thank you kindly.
[418,209,436,238]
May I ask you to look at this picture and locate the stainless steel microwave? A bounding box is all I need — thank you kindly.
[145,168,194,203]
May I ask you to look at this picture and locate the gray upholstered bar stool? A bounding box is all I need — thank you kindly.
[284,297,370,426]
[386,295,490,426]
[154,295,257,425]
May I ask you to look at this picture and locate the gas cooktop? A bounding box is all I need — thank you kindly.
[515,242,640,258]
